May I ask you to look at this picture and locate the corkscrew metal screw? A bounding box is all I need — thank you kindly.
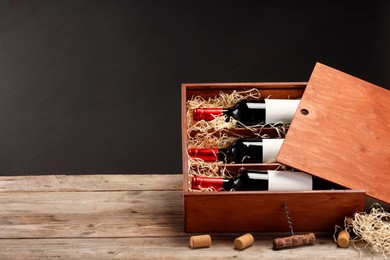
[282,202,294,236]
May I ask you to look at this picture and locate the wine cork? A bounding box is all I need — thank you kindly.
[234,233,254,250]
[273,233,315,250]
[337,230,350,248]
[189,234,212,248]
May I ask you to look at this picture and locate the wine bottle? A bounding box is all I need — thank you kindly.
[188,138,284,163]
[193,99,300,125]
[191,169,342,191]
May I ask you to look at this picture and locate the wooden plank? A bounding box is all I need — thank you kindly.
[0,190,183,238]
[0,174,182,192]
[0,174,388,259]
[0,236,381,260]
[185,191,365,233]
[182,82,306,100]
[278,63,390,203]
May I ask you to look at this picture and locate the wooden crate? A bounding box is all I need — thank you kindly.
[181,82,365,233]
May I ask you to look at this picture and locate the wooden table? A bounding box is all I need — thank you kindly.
[0,174,386,259]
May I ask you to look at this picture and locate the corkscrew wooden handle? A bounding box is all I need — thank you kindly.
[273,233,316,250]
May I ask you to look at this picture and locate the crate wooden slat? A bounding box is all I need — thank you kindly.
[185,190,365,233]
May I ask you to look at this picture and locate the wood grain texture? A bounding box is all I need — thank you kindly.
[184,191,365,233]
[277,63,390,203]
[0,174,388,259]
[0,190,183,238]
[0,174,181,192]
[0,236,381,260]
[182,82,306,100]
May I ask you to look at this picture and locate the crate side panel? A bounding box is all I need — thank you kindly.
[184,191,364,233]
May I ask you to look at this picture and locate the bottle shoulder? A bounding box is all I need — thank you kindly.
[232,138,264,146]
[233,99,265,109]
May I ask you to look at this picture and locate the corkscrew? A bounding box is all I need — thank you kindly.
[282,202,294,236]
[272,201,316,250]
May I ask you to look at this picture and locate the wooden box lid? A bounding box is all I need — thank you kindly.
[277,63,390,203]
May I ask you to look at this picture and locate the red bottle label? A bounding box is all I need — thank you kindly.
[191,176,223,190]
[193,108,223,121]
[188,148,219,162]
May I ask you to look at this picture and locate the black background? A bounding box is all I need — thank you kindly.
[0,0,389,175]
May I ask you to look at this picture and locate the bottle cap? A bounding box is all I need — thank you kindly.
[191,176,223,190]
[188,148,219,162]
[193,108,223,121]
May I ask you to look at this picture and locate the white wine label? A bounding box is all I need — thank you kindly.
[264,99,300,124]
[268,170,313,191]
[262,138,284,162]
